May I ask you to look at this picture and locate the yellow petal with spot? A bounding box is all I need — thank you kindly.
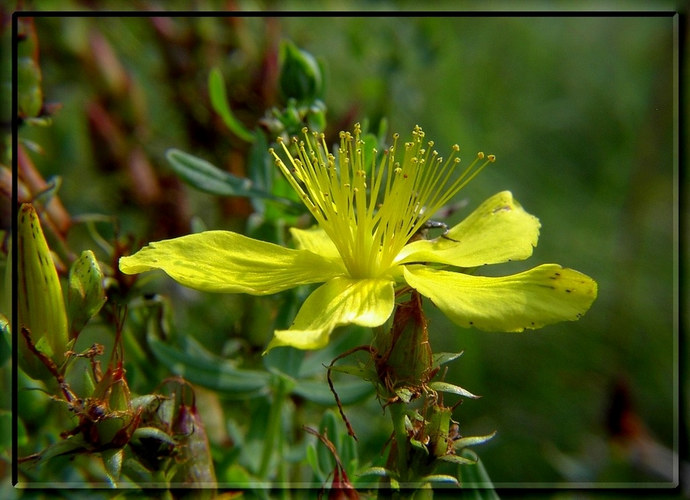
[403,264,597,332]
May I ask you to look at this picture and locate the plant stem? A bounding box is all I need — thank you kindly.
[389,402,410,483]
[258,375,290,480]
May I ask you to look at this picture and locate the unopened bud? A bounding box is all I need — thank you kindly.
[15,204,68,380]
[279,40,323,103]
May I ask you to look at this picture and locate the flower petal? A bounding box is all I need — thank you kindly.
[266,277,395,351]
[119,230,342,295]
[403,264,597,332]
[289,226,341,261]
[396,191,541,267]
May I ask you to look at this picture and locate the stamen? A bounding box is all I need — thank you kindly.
[270,124,494,278]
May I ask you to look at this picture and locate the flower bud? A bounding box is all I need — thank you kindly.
[279,40,323,103]
[374,291,433,399]
[15,203,68,380]
[67,250,107,337]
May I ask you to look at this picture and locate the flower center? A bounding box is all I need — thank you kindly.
[270,124,495,279]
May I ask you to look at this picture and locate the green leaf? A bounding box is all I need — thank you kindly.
[395,387,415,404]
[121,456,156,484]
[410,437,428,454]
[67,250,107,336]
[130,426,177,448]
[316,410,339,476]
[453,431,497,450]
[147,335,270,397]
[437,454,476,466]
[428,381,480,399]
[432,351,464,367]
[102,448,124,484]
[18,56,42,119]
[208,67,255,142]
[130,394,163,412]
[0,411,11,453]
[456,449,499,497]
[165,148,298,206]
[247,129,271,214]
[358,466,391,478]
[0,314,10,367]
[33,176,61,206]
[292,379,373,405]
[419,473,459,484]
[20,435,88,468]
[306,443,325,482]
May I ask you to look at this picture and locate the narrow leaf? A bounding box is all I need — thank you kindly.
[208,67,255,142]
[20,435,88,468]
[420,474,459,485]
[428,381,480,399]
[357,466,391,478]
[147,336,270,397]
[457,449,499,497]
[131,426,177,448]
[166,148,298,207]
[432,351,464,367]
[102,447,124,484]
[453,431,497,450]
[437,454,476,466]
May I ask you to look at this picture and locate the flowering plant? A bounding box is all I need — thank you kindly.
[120,124,597,352]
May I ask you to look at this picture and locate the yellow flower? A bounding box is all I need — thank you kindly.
[119,125,597,351]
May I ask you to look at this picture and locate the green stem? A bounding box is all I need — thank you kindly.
[258,375,290,480]
[389,402,410,483]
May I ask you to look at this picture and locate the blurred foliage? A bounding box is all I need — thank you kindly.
[2,3,683,499]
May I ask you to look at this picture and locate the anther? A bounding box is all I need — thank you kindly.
[477,152,485,159]
[488,154,496,162]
